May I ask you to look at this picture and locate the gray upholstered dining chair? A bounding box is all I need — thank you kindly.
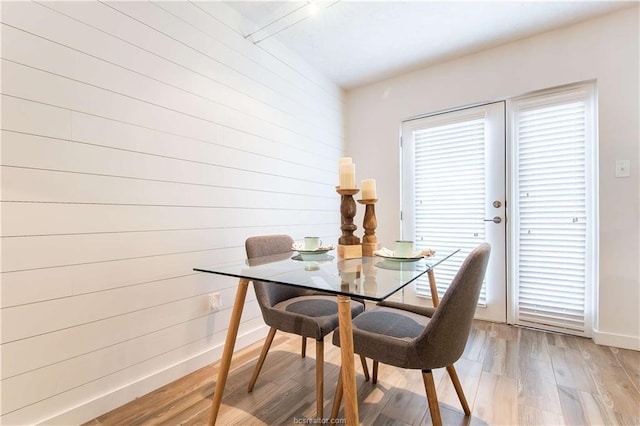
[245,234,369,419]
[331,243,491,425]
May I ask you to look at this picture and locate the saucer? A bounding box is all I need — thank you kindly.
[292,253,335,262]
[296,248,332,256]
[374,253,423,262]
[292,243,335,255]
[374,247,434,261]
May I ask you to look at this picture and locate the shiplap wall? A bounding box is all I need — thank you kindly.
[0,1,344,424]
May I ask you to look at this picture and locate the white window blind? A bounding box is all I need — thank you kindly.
[412,114,488,304]
[511,85,595,335]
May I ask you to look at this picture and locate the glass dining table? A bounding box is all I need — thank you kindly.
[194,248,459,425]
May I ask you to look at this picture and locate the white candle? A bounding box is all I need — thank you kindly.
[338,157,353,187]
[339,163,356,189]
[361,179,377,199]
[338,157,352,166]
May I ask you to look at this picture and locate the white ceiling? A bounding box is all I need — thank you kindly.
[224,0,634,89]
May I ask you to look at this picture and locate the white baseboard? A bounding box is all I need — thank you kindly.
[592,328,640,351]
[39,325,269,425]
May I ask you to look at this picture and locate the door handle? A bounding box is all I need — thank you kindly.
[484,216,502,224]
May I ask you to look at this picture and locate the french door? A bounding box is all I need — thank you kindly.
[400,83,595,335]
[401,102,507,322]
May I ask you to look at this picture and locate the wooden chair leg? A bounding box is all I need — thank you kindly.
[359,355,370,381]
[315,339,324,419]
[372,360,379,385]
[302,336,307,358]
[247,327,277,392]
[422,370,442,426]
[331,368,343,420]
[446,364,471,415]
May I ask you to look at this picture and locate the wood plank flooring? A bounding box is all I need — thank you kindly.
[84,321,640,425]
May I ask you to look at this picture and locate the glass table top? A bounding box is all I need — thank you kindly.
[194,249,459,302]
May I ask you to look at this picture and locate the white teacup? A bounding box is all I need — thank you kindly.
[394,240,414,257]
[304,236,323,251]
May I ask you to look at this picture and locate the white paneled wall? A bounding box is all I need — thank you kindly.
[0,1,344,424]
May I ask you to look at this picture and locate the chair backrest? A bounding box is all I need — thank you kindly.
[245,235,308,308]
[415,243,491,368]
[245,234,294,259]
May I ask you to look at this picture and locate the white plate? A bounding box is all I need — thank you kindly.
[374,253,423,262]
[295,248,333,255]
[292,253,335,262]
[292,244,335,254]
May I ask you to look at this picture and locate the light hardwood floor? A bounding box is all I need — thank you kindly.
[84,321,640,425]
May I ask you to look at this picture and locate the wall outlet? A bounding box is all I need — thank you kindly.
[615,160,630,178]
[209,292,222,312]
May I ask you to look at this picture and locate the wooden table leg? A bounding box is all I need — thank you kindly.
[209,278,250,425]
[427,269,440,308]
[337,294,359,425]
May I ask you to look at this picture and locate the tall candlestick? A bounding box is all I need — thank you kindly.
[361,179,376,199]
[336,187,362,259]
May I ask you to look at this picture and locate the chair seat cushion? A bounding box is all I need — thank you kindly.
[279,298,338,317]
[332,305,431,368]
[263,295,365,340]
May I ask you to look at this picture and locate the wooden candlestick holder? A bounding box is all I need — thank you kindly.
[336,187,362,259]
[358,198,381,257]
